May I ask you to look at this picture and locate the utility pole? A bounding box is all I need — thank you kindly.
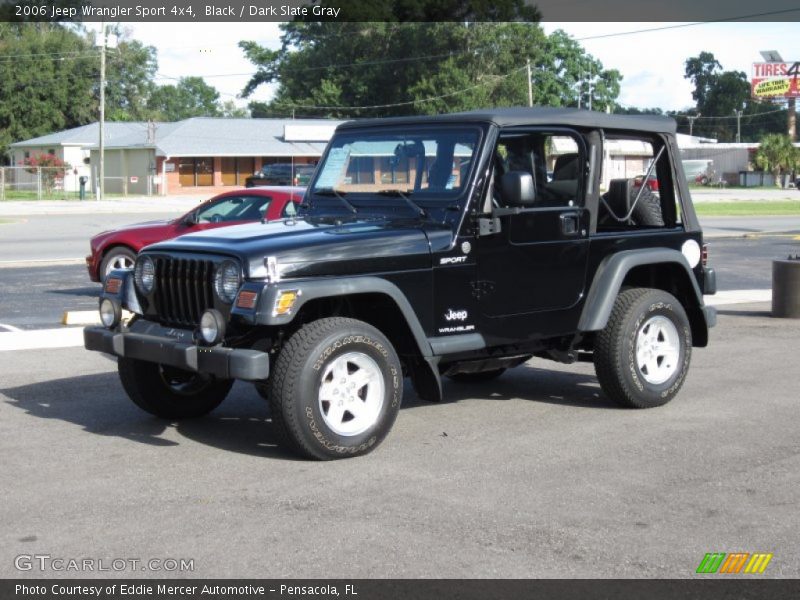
[688,114,700,137]
[526,58,533,107]
[98,23,106,200]
[734,109,743,143]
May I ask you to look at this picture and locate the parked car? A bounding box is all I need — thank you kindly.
[245,163,316,188]
[86,187,303,282]
[632,173,659,192]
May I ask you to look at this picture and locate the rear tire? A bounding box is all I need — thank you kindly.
[269,317,402,460]
[118,357,232,419]
[594,288,691,408]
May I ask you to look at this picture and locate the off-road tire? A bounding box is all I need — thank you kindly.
[447,368,506,383]
[268,317,402,460]
[630,187,664,227]
[594,288,691,408]
[100,246,136,282]
[118,357,232,419]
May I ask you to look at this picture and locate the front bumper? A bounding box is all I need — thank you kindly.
[86,254,100,282]
[84,325,269,381]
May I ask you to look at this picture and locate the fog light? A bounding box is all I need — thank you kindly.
[199,309,225,345]
[99,298,121,329]
[273,290,300,316]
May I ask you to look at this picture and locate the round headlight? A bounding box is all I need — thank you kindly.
[199,309,225,345]
[214,261,241,303]
[99,298,121,329]
[134,255,155,294]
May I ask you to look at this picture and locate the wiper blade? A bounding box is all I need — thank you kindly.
[376,189,427,218]
[314,187,358,213]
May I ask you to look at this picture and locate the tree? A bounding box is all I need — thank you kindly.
[683,52,786,142]
[0,23,160,160]
[220,100,250,118]
[0,23,97,159]
[754,133,799,186]
[239,23,620,119]
[103,28,159,121]
[147,77,222,121]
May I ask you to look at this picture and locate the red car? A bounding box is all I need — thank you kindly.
[86,187,303,282]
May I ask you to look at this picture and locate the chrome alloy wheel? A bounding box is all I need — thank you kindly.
[635,315,681,385]
[318,351,385,437]
[105,254,135,276]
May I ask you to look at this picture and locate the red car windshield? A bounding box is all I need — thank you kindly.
[196,195,271,223]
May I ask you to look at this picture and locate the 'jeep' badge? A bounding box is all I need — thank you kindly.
[444,309,468,322]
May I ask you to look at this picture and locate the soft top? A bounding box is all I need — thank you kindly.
[336,106,676,135]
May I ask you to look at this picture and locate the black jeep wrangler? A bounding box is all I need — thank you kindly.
[85,108,716,460]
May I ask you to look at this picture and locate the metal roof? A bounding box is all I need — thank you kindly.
[9,122,150,147]
[337,107,677,134]
[11,118,346,157]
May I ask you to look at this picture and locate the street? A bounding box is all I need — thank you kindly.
[1,210,800,265]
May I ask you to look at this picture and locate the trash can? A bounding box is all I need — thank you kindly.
[79,176,88,201]
[772,257,800,318]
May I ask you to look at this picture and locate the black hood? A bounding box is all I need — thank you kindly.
[144,216,454,279]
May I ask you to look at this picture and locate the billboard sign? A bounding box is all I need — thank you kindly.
[751,62,800,98]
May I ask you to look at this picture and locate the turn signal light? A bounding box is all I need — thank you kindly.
[273,290,300,316]
[104,277,122,294]
[236,290,258,309]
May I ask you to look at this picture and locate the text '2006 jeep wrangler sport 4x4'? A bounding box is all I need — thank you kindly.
[85,107,717,460]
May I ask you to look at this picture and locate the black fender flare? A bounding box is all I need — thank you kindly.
[256,276,433,358]
[577,248,709,339]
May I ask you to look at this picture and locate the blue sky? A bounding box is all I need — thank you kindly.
[121,21,799,114]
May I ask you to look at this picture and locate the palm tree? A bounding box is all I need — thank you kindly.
[754,134,799,187]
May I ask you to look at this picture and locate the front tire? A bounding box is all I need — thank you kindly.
[118,357,232,419]
[594,288,691,408]
[100,247,136,282]
[269,317,402,460]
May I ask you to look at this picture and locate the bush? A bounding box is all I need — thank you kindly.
[23,153,71,193]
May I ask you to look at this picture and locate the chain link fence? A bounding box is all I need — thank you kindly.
[0,167,154,200]
[0,166,79,200]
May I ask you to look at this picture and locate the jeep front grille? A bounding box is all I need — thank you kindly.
[153,257,215,327]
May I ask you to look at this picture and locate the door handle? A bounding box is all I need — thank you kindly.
[560,213,580,236]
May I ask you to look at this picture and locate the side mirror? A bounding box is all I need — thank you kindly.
[500,171,536,206]
[182,211,199,226]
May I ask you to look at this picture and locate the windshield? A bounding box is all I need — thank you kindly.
[312,127,480,199]
[196,195,271,223]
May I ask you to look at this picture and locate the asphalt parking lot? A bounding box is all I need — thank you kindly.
[1,300,798,578]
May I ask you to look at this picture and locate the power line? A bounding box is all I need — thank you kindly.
[573,8,800,42]
[674,108,786,120]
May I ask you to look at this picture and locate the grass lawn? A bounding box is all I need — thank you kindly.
[694,201,800,216]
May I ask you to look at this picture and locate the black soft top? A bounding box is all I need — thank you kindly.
[336,106,676,135]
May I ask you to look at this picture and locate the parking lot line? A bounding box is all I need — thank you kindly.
[704,289,772,306]
[0,327,85,352]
